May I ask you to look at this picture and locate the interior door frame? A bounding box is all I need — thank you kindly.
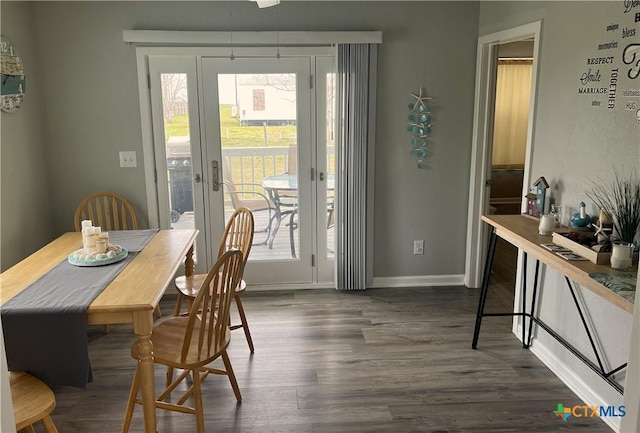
[464,21,542,289]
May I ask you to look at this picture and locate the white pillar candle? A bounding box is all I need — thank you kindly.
[96,238,107,253]
[99,232,109,249]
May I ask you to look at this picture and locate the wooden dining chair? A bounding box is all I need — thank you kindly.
[173,207,256,353]
[10,371,59,433]
[74,192,160,332]
[122,250,244,433]
[73,192,138,232]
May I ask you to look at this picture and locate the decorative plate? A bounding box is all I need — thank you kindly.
[68,245,128,267]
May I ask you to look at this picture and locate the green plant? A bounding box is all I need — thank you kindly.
[586,168,640,244]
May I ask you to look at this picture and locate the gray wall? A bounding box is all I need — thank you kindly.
[0,2,55,271]
[480,1,639,423]
[1,1,480,279]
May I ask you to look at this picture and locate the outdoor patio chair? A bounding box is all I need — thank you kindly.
[223,159,275,245]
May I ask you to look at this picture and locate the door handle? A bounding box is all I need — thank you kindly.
[194,173,201,183]
[212,160,220,191]
[319,172,325,181]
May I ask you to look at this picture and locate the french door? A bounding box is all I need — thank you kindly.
[148,52,335,285]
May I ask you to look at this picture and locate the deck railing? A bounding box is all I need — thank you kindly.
[221,145,335,185]
[222,146,289,185]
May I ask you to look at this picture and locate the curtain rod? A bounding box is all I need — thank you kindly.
[123,30,382,46]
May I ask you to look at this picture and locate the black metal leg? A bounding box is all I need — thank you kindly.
[565,277,606,373]
[267,208,282,249]
[525,259,540,348]
[469,221,626,393]
[472,228,498,349]
[289,209,297,258]
[521,253,527,347]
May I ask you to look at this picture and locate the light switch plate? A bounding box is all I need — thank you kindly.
[119,151,137,168]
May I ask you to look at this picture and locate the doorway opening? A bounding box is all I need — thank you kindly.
[489,40,535,303]
[464,21,542,296]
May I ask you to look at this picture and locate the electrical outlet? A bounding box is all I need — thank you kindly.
[413,240,424,255]
[119,151,137,168]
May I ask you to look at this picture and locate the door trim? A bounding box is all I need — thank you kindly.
[464,21,542,289]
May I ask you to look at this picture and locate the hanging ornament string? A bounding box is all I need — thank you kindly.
[275,6,281,59]
[228,2,235,60]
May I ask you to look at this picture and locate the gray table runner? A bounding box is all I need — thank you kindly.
[1,229,158,389]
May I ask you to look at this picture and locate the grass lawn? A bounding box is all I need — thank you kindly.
[165,105,296,148]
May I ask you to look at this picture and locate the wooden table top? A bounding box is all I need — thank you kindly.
[482,214,635,313]
[0,229,198,324]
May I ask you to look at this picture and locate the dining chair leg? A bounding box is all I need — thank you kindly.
[232,295,254,353]
[186,297,194,314]
[122,367,141,433]
[173,294,183,316]
[24,426,36,433]
[103,324,110,334]
[192,369,205,433]
[155,305,162,318]
[166,366,174,388]
[222,351,242,402]
[42,415,59,433]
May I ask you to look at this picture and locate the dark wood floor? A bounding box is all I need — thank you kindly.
[40,250,610,432]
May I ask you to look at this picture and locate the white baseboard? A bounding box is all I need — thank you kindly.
[163,275,465,294]
[372,274,465,288]
[244,275,466,291]
[522,328,621,432]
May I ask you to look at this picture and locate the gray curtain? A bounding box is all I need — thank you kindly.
[335,43,376,290]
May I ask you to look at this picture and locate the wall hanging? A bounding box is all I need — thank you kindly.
[407,88,432,169]
[1,36,26,113]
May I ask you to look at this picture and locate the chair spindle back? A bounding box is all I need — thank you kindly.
[74,192,137,231]
[182,249,243,362]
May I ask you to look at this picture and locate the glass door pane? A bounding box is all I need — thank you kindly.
[148,56,210,274]
[161,73,195,231]
[316,57,336,283]
[325,69,336,259]
[201,57,313,284]
[218,73,300,261]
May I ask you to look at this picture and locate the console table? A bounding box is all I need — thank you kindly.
[472,214,635,394]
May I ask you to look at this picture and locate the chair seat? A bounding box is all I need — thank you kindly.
[10,371,58,432]
[175,274,247,298]
[131,317,231,369]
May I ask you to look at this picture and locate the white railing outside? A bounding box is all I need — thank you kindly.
[221,145,335,185]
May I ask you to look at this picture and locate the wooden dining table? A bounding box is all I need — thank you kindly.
[0,228,198,433]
